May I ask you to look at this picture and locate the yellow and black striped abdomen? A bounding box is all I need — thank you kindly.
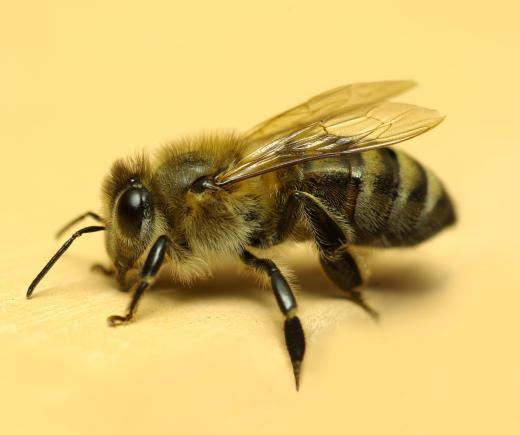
[301,149,456,247]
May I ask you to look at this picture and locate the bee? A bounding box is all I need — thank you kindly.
[27,81,456,390]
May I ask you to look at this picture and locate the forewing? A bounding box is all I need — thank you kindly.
[215,101,443,187]
[245,80,417,146]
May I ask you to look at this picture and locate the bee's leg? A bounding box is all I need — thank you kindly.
[107,236,168,327]
[294,191,379,321]
[90,263,134,292]
[91,263,115,277]
[241,250,305,391]
[319,250,379,321]
[273,189,303,242]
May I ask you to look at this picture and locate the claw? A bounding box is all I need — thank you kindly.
[107,314,133,327]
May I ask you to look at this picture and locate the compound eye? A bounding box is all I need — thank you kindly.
[116,187,151,236]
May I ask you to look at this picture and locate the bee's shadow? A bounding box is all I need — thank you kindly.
[149,255,446,304]
[152,267,267,305]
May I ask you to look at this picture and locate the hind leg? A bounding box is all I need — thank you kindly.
[319,250,379,321]
[294,191,379,320]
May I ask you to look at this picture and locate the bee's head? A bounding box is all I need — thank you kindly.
[102,154,161,286]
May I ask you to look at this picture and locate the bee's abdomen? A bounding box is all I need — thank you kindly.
[376,150,456,246]
[303,149,456,247]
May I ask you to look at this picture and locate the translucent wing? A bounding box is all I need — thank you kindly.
[215,101,443,187]
[245,80,417,146]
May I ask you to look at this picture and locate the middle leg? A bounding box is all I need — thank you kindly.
[241,250,305,391]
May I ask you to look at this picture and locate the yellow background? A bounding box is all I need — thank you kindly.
[1,1,519,434]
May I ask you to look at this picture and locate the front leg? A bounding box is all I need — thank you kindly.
[107,236,169,326]
[91,263,137,292]
[91,263,115,278]
[241,250,306,391]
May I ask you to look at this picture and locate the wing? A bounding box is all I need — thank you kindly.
[215,100,443,187]
[245,80,417,146]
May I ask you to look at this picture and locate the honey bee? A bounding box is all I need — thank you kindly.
[27,81,456,390]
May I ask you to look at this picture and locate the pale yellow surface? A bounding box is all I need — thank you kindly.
[1,1,519,434]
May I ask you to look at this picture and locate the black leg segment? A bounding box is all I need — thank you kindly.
[241,250,306,390]
[295,191,379,321]
[107,235,169,326]
[320,253,379,320]
[284,316,305,390]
